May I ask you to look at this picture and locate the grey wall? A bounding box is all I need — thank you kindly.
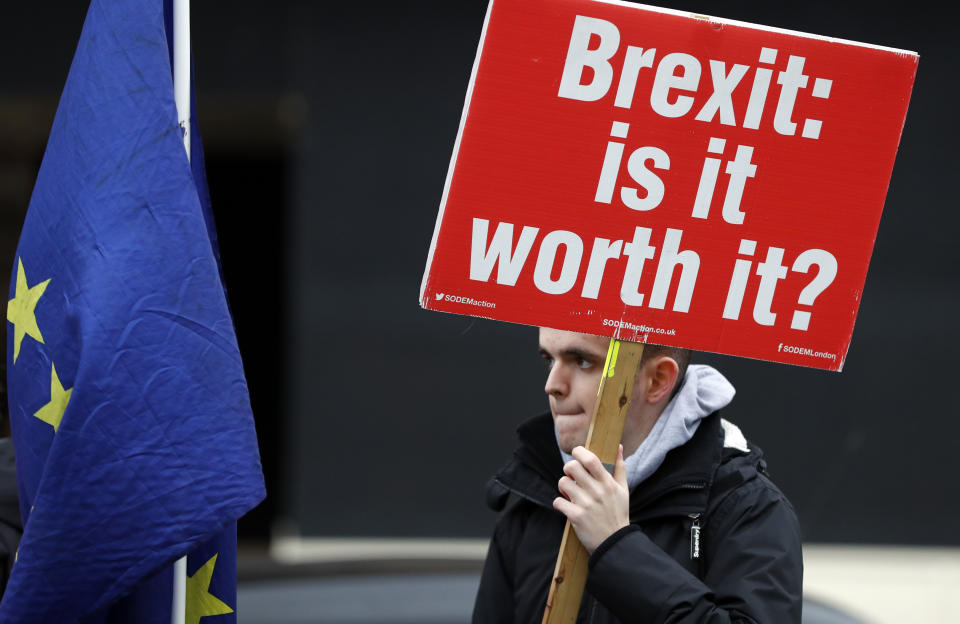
[1,0,955,545]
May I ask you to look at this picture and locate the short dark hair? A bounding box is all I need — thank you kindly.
[640,343,692,398]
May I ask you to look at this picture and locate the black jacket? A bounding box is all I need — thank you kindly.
[473,412,803,623]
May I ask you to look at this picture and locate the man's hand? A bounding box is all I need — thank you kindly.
[553,444,629,554]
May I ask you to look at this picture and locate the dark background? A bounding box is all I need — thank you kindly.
[0,0,955,546]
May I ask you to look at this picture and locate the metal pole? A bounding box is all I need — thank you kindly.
[171,0,190,622]
[174,0,191,158]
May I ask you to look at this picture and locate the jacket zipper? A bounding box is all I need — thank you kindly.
[689,513,702,560]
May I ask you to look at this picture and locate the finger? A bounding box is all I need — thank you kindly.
[557,475,589,505]
[571,446,608,481]
[613,444,627,488]
[563,460,603,499]
[553,496,580,521]
[563,458,591,483]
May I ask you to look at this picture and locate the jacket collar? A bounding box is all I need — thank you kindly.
[628,411,723,519]
[492,411,726,520]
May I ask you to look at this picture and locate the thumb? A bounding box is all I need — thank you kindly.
[613,444,627,488]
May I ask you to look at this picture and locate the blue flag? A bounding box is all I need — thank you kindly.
[1,0,265,621]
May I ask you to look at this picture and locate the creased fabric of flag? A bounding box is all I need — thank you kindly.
[0,0,265,621]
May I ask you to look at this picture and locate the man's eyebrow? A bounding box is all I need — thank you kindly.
[540,346,605,360]
[566,347,605,360]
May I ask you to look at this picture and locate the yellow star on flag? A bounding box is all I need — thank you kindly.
[185,553,234,624]
[34,363,73,433]
[7,257,51,363]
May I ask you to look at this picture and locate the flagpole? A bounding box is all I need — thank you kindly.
[171,0,191,622]
[174,0,191,158]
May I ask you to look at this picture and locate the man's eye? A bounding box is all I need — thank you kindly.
[577,357,592,369]
[541,355,555,368]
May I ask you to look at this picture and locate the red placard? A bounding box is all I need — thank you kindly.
[420,0,917,371]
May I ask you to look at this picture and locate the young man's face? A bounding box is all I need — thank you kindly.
[539,327,610,453]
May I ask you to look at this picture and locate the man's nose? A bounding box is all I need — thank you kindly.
[544,363,567,397]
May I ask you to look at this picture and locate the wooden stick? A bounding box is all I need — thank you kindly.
[541,338,646,624]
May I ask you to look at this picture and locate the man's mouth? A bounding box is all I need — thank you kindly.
[554,411,589,424]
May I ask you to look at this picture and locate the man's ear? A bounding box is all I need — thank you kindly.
[641,355,680,404]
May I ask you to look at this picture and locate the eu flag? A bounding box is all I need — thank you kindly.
[1,0,265,621]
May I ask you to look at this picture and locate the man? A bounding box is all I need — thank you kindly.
[473,328,802,623]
